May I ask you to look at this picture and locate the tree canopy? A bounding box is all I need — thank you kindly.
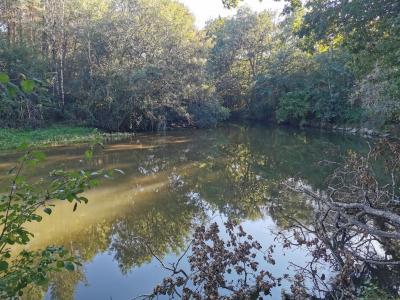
[0,0,399,129]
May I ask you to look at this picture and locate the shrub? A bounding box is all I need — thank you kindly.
[276,90,311,125]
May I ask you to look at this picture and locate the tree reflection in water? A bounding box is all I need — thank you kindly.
[1,125,392,299]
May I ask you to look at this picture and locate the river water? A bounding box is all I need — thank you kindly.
[0,124,370,300]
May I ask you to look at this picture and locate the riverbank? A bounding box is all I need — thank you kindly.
[1,121,398,151]
[235,115,399,139]
[302,122,397,139]
[0,126,133,150]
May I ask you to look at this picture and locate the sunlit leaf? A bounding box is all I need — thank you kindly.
[0,72,9,84]
[20,79,35,94]
[84,149,93,159]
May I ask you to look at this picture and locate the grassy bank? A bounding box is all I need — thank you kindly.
[0,126,130,150]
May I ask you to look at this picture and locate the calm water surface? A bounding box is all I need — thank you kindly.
[0,124,370,300]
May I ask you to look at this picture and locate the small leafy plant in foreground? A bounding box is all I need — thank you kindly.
[0,145,116,298]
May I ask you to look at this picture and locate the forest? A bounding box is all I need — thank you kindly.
[1,0,400,300]
[0,0,399,132]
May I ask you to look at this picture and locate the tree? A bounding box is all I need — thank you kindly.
[206,8,277,112]
[0,0,229,130]
[221,0,302,12]
[298,0,400,126]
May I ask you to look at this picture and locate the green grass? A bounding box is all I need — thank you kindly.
[0,126,107,150]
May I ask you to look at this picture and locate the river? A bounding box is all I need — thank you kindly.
[0,124,371,300]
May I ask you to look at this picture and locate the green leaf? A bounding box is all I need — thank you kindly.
[20,79,35,94]
[0,72,9,84]
[0,260,9,271]
[64,261,75,271]
[33,151,46,162]
[78,196,89,204]
[17,142,30,151]
[56,261,64,268]
[6,84,18,98]
[43,208,52,215]
[32,215,43,222]
[36,275,49,286]
[84,149,93,159]
[7,166,17,175]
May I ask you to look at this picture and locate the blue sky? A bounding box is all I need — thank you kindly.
[178,0,285,28]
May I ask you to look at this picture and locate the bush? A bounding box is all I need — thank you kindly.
[276,90,311,125]
[0,71,56,128]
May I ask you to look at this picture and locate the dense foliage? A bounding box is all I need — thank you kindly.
[1,0,399,131]
[0,0,228,131]
[206,1,399,128]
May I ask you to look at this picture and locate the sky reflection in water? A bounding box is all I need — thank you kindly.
[0,124,370,300]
